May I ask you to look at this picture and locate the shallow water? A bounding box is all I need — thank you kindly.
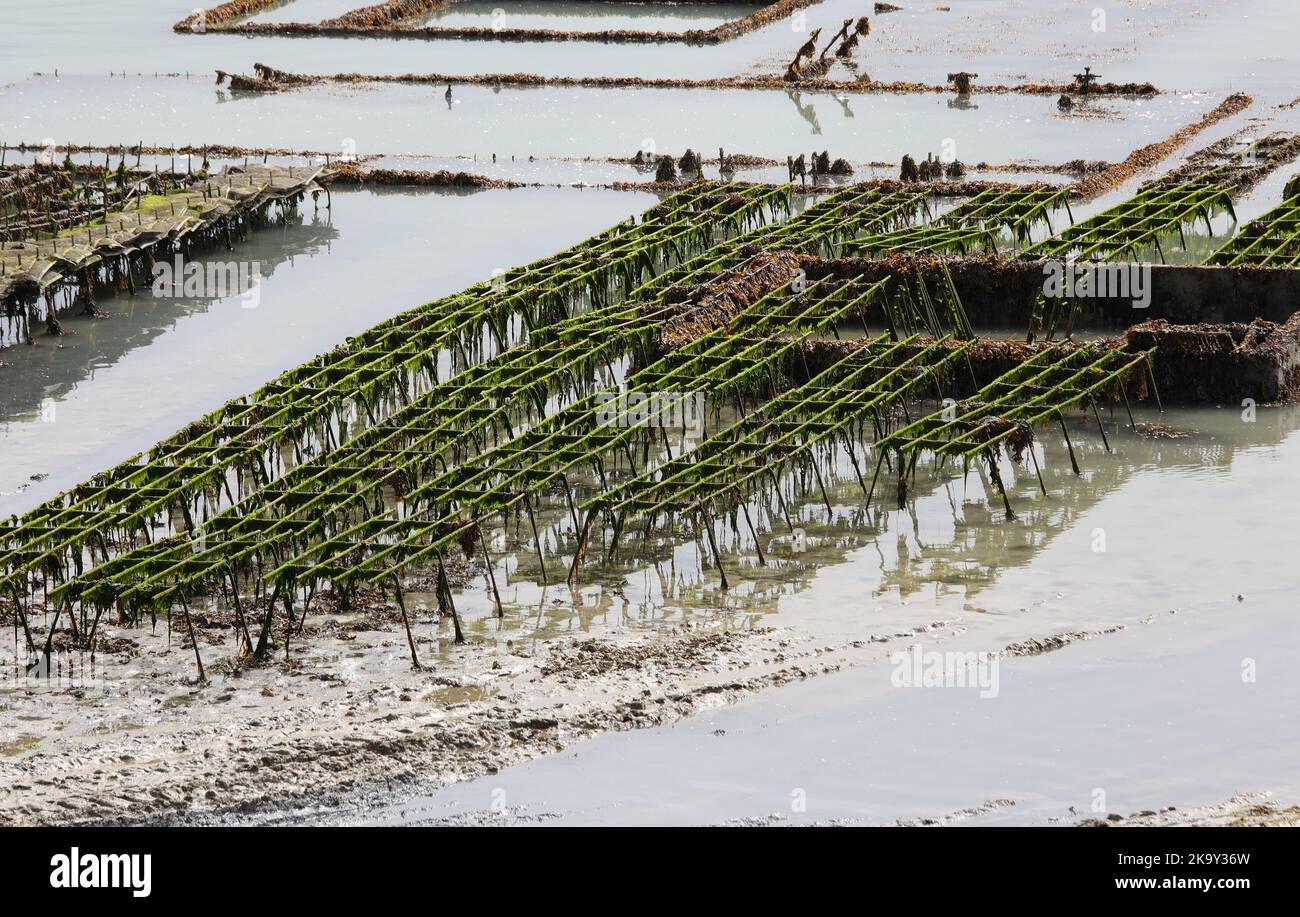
[455,404,1300,642]
[0,74,1210,167]
[2,0,1297,101]
[418,1,759,33]
[360,590,1300,826]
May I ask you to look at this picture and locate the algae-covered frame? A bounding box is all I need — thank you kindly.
[175,0,828,46]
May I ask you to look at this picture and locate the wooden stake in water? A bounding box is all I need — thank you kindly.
[390,574,421,669]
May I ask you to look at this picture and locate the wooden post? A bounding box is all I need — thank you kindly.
[435,551,465,645]
[474,520,503,617]
[1089,397,1111,452]
[699,508,729,589]
[567,507,596,585]
[390,574,422,669]
[523,495,548,585]
[739,501,766,566]
[1057,411,1081,474]
[178,592,206,683]
[986,452,1015,520]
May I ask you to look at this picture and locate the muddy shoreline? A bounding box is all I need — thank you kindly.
[15,602,1284,828]
[0,604,841,825]
[0,595,1144,826]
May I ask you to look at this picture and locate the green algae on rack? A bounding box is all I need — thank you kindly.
[11,180,1169,678]
[53,186,925,613]
[1206,194,1300,266]
[1021,182,1234,262]
[2,186,790,610]
[875,344,1155,516]
[856,186,1073,257]
[574,334,971,585]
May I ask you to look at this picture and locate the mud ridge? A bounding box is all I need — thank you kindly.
[178,0,838,46]
[1075,793,1300,827]
[1074,93,1253,198]
[325,164,522,188]
[229,63,1161,97]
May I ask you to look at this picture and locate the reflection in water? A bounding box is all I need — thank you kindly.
[0,185,657,512]
[456,402,1300,645]
[785,90,824,136]
[0,215,339,420]
[0,75,1203,165]
[2,189,1292,670]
